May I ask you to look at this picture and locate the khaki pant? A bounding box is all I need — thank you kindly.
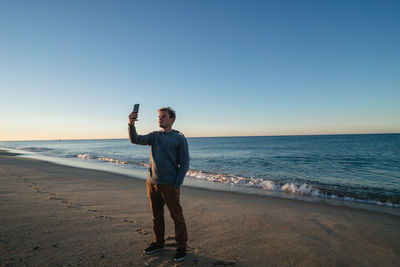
[146,182,188,249]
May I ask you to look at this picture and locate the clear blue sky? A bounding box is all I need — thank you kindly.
[1,0,399,140]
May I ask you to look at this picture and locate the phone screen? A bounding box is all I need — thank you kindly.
[133,104,140,113]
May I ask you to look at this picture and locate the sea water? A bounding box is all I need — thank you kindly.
[1,134,399,208]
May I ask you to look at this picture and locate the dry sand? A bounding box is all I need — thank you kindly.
[1,150,399,266]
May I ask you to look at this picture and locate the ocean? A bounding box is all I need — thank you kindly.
[1,134,400,208]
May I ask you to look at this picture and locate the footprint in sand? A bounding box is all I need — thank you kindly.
[123,219,137,224]
[35,187,48,194]
[49,197,67,202]
[32,183,40,190]
[88,209,99,212]
[136,228,148,235]
[48,196,81,209]
[97,215,113,220]
[67,203,82,209]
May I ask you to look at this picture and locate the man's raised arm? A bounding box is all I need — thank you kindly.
[128,111,152,145]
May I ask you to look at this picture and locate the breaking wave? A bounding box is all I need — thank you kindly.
[75,153,147,167]
[186,169,400,207]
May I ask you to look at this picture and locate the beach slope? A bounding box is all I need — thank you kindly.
[0,150,399,266]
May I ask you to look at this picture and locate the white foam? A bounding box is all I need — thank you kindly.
[98,157,128,164]
[75,153,147,167]
[261,180,279,190]
[187,169,317,196]
[136,162,149,167]
[76,154,92,159]
[186,169,400,208]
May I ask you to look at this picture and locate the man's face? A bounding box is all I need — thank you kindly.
[158,111,174,129]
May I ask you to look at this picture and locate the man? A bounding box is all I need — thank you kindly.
[128,107,189,262]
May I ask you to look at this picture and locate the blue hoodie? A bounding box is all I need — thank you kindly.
[129,125,189,188]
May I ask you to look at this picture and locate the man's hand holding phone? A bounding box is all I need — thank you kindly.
[129,104,139,125]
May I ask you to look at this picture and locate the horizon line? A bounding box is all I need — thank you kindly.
[1,132,399,142]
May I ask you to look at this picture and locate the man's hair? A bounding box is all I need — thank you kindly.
[158,107,176,120]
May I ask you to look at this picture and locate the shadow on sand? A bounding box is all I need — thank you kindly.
[142,237,239,266]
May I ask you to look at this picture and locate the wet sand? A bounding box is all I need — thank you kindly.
[0,150,399,266]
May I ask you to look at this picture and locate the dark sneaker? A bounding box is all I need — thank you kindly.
[144,242,164,254]
[174,247,186,261]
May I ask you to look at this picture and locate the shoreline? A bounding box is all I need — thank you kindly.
[1,150,400,266]
[3,147,400,215]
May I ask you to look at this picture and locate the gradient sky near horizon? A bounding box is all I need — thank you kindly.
[1,0,399,140]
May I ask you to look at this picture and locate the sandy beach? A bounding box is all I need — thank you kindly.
[1,150,399,266]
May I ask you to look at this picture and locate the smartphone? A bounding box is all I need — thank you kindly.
[133,104,140,113]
